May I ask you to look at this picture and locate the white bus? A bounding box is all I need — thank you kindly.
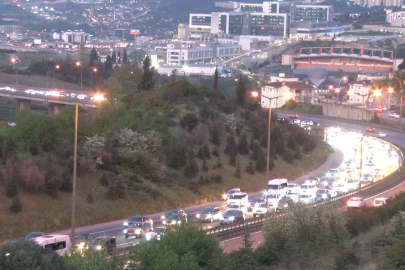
[227,192,249,206]
[265,179,288,197]
[34,234,71,256]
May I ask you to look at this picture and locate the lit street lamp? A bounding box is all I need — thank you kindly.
[11,58,18,86]
[54,65,60,88]
[71,94,105,246]
[252,91,292,207]
[76,61,82,91]
[388,87,394,107]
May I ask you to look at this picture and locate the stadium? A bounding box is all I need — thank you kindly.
[291,47,395,74]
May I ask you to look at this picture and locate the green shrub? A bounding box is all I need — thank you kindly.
[9,197,22,213]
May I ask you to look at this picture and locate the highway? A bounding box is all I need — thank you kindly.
[51,112,403,252]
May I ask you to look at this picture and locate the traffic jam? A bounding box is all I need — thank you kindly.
[116,118,399,246]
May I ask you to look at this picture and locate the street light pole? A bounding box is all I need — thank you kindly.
[11,58,18,86]
[76,61,82,91]
[91,68,97,89]
[354,93,367,191]
[54,65,60,89]
[252,91,291,207]
[71,101,78,246]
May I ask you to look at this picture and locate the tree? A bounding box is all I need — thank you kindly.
[104,55,113,71]
[245,160,255,174]
[59,170,72,193]
[9,197,22,213]
[89,47,98,66]
[180,113,199,132]
[196,147,204,159]
[117,51,121,64]
[224,132,237,155]
[228,149,237,166]
[131,221,225,269]
[28,135,39,156]
[235,161,241,178]
[201,158,209,172]
[203,144,211,159]
[213,68,218,90]
[184,152,199,179]
[209,125,221,146]
[6,178,17,198]
[111,51,116,64]
[398,59,405,71]
[236,73,246,106]
[86,189,94,203]
[139,55,155,91]
[44,168,60,197]
[0,239,66,269]
[106,179,127,200]
[103,76,122,103]
[3,135,17,163]
[237,134,249,155]
[123,48,128,64]
[255,149,267,172]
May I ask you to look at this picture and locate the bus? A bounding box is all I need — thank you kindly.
[34,234,71,256]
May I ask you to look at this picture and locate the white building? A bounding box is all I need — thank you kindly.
[348,80,373,104]
[261,81,315,108]
[53,31,90,44]
[178,23,189,40]
[166,42,242,65]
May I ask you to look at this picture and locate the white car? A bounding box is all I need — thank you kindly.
[326,169,340,179]
[222,188,241,200]
[252,203,269,217]
[264,193,281,210]
[373,197,387,207]
[374,168,385,177]
[378,132,387,138]
[225,203,246,213]
[333,183,348,194]
[346,179,360,190]
[389,113,400,118]
[298,194,314,204]
[286,192,299,202]
[299,184,317,195]
[287,183,299,194]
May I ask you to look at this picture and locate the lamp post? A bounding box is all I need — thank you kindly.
[91,67,97,89]
[11,58,18,86]
[76,61,82,91]
[388,87,393,107]
[54,65,60,88]
[252,91,292,207]
[391,77,404,170]
[71,94,105,246]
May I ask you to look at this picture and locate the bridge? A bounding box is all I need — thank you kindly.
[0,85,104,116]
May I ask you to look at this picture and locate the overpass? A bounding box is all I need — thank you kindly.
[0,85,104,116]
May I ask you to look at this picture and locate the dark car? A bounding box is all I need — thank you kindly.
[161,209,187,221]
[248,197,264,211]
[219,210,245,225]
[196,207,222,223]
[92,236,117,255]
[75,234,91,250]
[315,189,331,201]
[389,105,399,111]
[361,174,374,183]
[289,114,298,119]
[366,127,375,132]
[123,216,153,228]
[124,220,153,239]
[163,214,186,226]
[306,176,320,186]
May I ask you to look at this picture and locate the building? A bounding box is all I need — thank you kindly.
[0,25,27,35]
[386,10,405,27]
[189,12,290,38]
[58,31,89,44]
[114,29,131,40]
[348,80,373,105]
[178,23,189,40]
[290,22,353,38]
[294,5,333,22]
[260,81,315,108]
[165,42,242,65]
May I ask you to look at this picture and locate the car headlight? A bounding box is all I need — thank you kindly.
[229,216,235,221]
[219,216,224,220]
[263,190,268,195]
[123,222,128,226]
[123,229,127,234]
[196,214,200,218]
[96,245,102,250]
[322,194,327,198]
[162,220,167,225]
[171,220,176,225]
[77,242,85,250]
[161,215,165,220]
[145,234,151,241]
[326,173,331,177]
[207,214,212,218]
[135,229,141,234]
[177,220,181,224]
[222,194,227,199]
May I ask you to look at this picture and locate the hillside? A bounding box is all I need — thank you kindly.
[0,79,330,241]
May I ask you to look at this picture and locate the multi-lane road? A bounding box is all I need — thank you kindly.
[51,111,404,252]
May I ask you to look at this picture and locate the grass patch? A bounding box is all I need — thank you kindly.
[0,51,61,68]
[0,142,330,242]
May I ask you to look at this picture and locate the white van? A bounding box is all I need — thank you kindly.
[265,179,288,197]
[227,192,249,206]
[34,234,71,256]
